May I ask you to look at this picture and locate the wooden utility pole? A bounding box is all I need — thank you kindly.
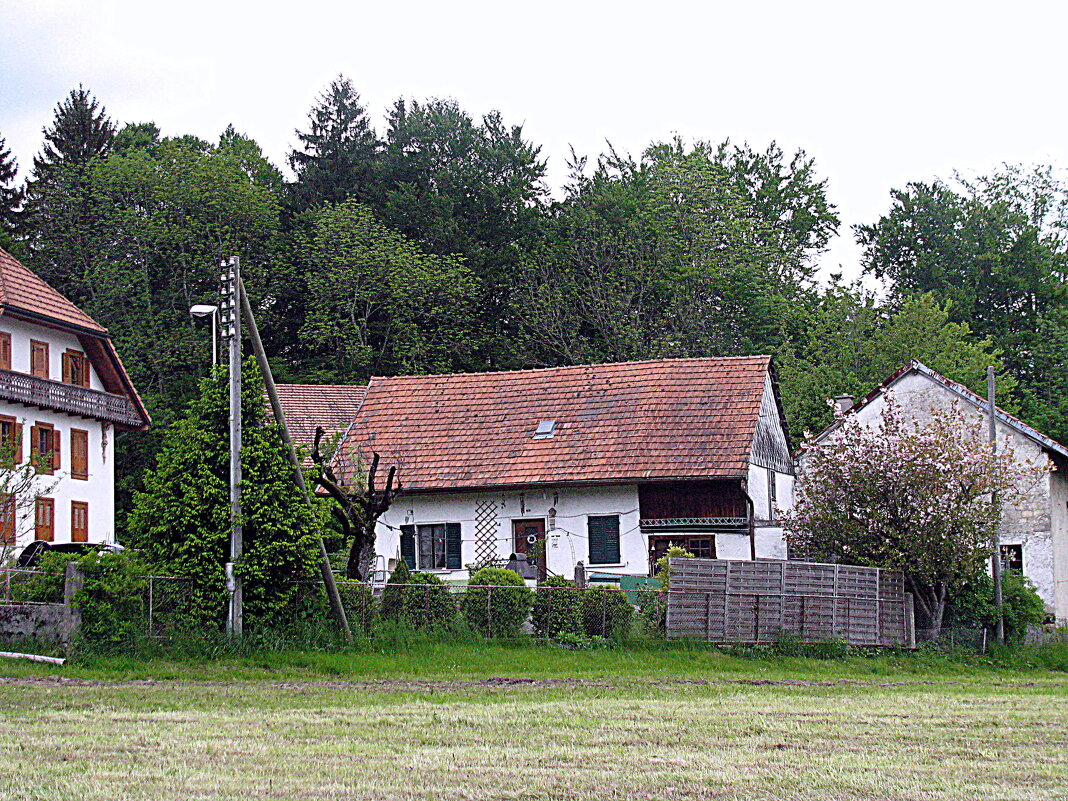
[238,277,353,642]
[988,366,1005,643]
[221,257,243,636]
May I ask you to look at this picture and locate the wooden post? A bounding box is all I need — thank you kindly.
[238,276,352,642]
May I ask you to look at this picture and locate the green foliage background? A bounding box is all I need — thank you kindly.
[3,81,1067,543]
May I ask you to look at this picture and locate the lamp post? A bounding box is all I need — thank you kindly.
[189,304,219,366]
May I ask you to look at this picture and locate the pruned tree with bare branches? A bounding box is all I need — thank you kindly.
[311,426,398,580]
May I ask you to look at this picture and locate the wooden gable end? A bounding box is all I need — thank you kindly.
[749,373,794,474]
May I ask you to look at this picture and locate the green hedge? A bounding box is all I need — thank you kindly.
[462,567,533,636]
[531,576,583,638]
[381,561,456,627]
[581,586,633,639]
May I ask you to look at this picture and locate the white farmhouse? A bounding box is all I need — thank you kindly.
[0,247,150,550]
[803,360,1068,623]
[281,356,795,580]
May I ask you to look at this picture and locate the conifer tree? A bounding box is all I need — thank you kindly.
[0,135,22,241]
[127,361,324,630]
[31,85,115,179]
[288,76,380,211]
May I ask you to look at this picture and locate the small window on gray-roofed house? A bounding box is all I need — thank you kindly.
[533,420,556,439]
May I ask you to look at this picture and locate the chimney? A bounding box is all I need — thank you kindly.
[834,394,854,414]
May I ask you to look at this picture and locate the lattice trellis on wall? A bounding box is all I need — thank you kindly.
[474,500,499,567]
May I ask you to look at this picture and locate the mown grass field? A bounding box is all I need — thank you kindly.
[1,642,1066,800]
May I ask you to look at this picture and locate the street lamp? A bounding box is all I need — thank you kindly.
[189,304,219,366]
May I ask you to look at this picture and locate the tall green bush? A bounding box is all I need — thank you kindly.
[532,576,583,638]
[462,567,532,636]
[127,362,325,631]
[950,569,1048,641]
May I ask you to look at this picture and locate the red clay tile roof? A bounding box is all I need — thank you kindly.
[275,384,368,456]
[336,356,773,492]
[0,247,106,333]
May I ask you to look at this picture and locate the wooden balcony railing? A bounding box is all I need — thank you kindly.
[0,369,142,426]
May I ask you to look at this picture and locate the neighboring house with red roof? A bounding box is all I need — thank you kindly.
[0,247,150,550]
[273,384,367,464]
[802,360,1068,623]
[280,356,795,581]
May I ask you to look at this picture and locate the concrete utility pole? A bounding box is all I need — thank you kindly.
[988,366,1004,643]
[221,258,243,636]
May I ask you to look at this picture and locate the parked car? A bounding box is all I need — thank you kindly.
[14,541,124,569]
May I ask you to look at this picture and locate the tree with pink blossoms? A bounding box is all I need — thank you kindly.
[785,393,1045,636]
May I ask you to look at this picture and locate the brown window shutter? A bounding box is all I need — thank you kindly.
[0,334,10,371]
[13,423,22,463]
[29,424,39,465]
[35,498,54,542]
[53,429,61,470]
[0,494,14,544]
[71,429,88,480]
[82,355,90,387]
[62,353,71,384]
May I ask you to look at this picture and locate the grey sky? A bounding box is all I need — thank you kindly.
[3,0,1066,276]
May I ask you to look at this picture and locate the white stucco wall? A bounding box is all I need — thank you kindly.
[378,475,794,580]
[1,318,116,549]
[746,462,793,560]
[1051,470,1068,623]
[808,369,1066,621]
[376,485,644,580]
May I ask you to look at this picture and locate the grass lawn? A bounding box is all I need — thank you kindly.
[1,642,1066,800]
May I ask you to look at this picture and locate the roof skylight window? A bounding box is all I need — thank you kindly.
[533,420,556,439]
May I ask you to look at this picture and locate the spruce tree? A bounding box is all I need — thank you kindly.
[127,361,324,631]
[32,85,115,179]
[288,76,380,211]
[0,134,22,239]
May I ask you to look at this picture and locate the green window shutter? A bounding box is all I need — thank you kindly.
[400,524,416,569]
[587,515,620,565]
[445,522,462,570]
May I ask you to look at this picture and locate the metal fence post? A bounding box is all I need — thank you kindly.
[487,585,493,637]
[148,576,154,633]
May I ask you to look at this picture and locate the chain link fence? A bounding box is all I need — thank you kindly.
[1,568,64,605]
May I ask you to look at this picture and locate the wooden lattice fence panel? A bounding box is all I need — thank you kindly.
[473,501,499,567]
[666,558,915,647]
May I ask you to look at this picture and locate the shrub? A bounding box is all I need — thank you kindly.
[950,569,1048,642]
[462,567,533,636]
[13,551,70,603]
[532,576,583,638]
[581,585,633,639]
[640,546,693,633]
[381,561,456,628]
[73,550,152,645]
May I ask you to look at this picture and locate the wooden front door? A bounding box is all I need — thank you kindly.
[512,518,546,580]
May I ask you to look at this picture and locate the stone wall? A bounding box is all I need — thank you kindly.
[0,564,82,645]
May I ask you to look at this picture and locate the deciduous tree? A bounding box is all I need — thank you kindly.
[786,394,1043,636]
